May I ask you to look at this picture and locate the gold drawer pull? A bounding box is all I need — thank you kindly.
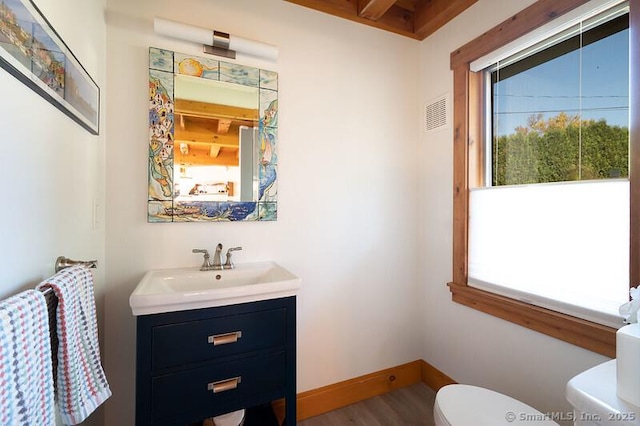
[207,376,241,393]
[208,331,242,346]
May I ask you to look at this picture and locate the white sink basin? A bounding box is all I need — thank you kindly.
[129,261,301,315]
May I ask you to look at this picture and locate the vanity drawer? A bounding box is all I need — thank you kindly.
[151,350,286,425]
[151,308,286,370]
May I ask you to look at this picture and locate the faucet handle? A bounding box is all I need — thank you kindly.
[192,249,211,270]
[223,247,242,269]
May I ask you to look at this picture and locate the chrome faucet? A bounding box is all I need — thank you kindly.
[194,244,238,271]
[211,243,224,270]
[192,249,212,271]
[223,247,243,269]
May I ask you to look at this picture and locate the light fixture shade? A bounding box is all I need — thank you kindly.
[153,18,278,62]
[154,18,213,46]
[229,36,278,61]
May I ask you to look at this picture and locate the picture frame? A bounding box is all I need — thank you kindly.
[0,0,99,134]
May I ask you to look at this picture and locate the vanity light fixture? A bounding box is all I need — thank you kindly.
[153,18,278,61]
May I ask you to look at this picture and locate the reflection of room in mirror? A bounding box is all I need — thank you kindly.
[174,165,240,201]
[172,123,258,202]
[172,74,260,202]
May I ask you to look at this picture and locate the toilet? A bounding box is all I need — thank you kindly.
[566,359,640,426]
[434,384,559,425]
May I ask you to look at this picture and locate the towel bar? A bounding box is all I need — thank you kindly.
[55,256,98,273]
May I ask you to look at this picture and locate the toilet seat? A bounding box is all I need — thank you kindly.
[434,384,559,426]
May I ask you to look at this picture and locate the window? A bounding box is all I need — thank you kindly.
[471,4,629,327]
[448,0,639,357]
[489,6,629,186]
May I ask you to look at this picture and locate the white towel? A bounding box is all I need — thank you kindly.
[0,289,56,425]
[37,265,111,425]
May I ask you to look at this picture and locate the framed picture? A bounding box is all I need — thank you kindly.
[0,0,99,134]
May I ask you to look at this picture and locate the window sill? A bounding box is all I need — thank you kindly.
[447,282,616,357]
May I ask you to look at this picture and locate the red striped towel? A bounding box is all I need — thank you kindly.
[37,265,111,424]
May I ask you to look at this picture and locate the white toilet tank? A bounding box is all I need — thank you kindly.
[566,360,640,426]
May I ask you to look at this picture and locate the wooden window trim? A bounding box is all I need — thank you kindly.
[448,0,639,358]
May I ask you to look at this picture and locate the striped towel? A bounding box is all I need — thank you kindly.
[37,266,111,425]
[0,290,56,426]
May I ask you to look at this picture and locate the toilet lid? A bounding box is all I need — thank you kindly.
[434,384,559,426]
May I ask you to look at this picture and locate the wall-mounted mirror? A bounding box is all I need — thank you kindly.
[147,47,278,222]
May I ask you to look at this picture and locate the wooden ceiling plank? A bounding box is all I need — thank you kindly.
[374,4,413,32]
[174,134,238,148]
[285,0,357,17]
[177,118,240,137]
[217,119,232,135]
[285,0,419,39]
[414,0,478,40]
[175,128,240,148]
[175,99,258,121]
[358,0,397,20]
[175,148,238,167]
[285,0,480,40]
[394,0,417,12]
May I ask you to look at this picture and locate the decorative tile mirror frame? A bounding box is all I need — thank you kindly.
[147,47,278,222]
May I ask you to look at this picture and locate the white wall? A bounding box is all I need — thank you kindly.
[104,0,422,424]
[418,0,611,423]
[0,0,106,424]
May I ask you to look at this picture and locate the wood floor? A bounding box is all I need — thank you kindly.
[296,383,437,426]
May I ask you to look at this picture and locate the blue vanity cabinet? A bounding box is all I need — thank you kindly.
[135,296,296,425]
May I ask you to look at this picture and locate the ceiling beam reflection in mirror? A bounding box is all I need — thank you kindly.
[149,20,278,222]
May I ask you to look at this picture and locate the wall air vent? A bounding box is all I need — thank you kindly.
[424,93,450,133]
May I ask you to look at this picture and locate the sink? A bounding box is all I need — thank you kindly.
[129,261,301,315]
